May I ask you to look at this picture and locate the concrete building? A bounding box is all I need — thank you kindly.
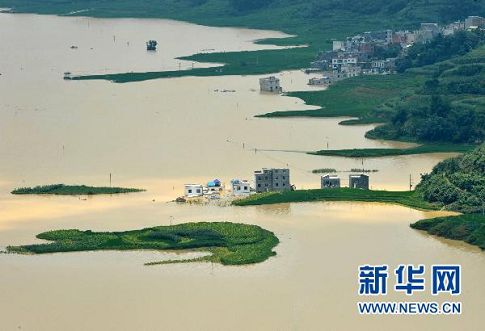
[421,23,440,35]
[341,64,362,77]
[321,174,341,188]
[443,21,465,35]
[308,76,332,85]
[231,179,251,196]
[416,23,440,43]
[259,76,282,93]
[184,184,204,198]
[333,40,345,51]
[465,16,485,29]
[349,174,369,190]
[332,57,358,69]
[385,29,393,45]
[254,168,290,193]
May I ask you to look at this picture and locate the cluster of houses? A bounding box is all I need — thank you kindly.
[308,15,485,86]
[182,168,370,200]
[183,168,292,200]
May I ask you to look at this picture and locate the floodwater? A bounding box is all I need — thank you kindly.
[0,13,483,331]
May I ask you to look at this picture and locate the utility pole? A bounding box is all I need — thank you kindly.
[109,173,112,188]
[409,174,413,191]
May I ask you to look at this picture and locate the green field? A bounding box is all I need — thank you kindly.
[309,144,475,158]
[258,73,422,124]
[411,214,485,250]
[233,188,438,210]
[6,222,280,266]
[11,184,144,195]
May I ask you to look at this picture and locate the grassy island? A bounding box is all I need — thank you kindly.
[11,184,144,195]
[233,188,438,210]
[309,144,474,158]
[6,222,279,266]
[411,214,485,250]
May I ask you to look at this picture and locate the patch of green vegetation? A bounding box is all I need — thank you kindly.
[415,144,485,213]
[257,74,421,124]
[311,168,337,174]
[6,222,279,266]
[233,188,438,210]
[350,168,379,173]
[311,168,379,173]
[11,184,144,195]
[309,144,475,158]
[411,214,485,250]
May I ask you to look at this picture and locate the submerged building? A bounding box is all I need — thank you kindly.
[349,174,369,190]
[254,168,290,193]
[231,179,251,196]
[321,174,341,188]
[184,184,204,198]
[259,76,282,93]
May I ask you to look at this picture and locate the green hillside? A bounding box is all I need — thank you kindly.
[416,143,485,213]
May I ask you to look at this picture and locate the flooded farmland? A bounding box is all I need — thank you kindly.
[0,13,483,331]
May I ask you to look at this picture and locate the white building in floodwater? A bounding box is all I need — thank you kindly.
[259,76,282,93]
[231,179,251,196]
[184,184,203,198]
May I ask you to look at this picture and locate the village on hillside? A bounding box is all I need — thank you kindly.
[303,15,485,86]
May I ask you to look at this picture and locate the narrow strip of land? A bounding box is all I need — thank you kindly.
[309,144,474,158]
[411,214,485,250]
[67,48,313,83]
[11,184,144,195]
[233,188,438,210]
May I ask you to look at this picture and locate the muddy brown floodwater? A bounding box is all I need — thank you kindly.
[0,13,483,331]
